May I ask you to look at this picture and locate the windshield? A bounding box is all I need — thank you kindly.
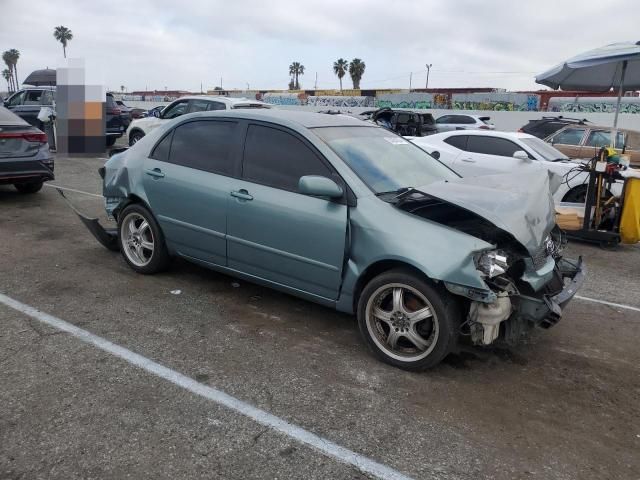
[521,136,569,161]
[313,126,458,193]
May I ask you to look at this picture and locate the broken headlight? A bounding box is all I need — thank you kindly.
[475,250,509,278]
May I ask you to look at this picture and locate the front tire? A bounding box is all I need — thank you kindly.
[14,181,43,194]
[117,204,170,274]
[129,131,145,146]
[357,269,459,371]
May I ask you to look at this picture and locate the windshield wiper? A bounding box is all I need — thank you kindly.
[375,187,413,197]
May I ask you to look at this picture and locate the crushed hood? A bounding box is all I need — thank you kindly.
[416,168,556,255]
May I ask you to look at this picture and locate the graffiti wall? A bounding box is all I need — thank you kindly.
[376,93,433,109]
[260,92,374,107]
[260,92,308,106]
[548,97,640,114]
[451,93,539,111]
[307,96,375,107]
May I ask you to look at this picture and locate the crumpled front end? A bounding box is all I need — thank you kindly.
[445,228,586,346]
[398,169,586,346]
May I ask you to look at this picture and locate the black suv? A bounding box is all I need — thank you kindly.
[106,93,130,146]
[362,108,437,137]
[519,116,590,139]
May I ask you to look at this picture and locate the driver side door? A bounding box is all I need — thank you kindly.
[227,123,348,300]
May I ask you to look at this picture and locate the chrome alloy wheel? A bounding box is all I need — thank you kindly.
[365,283,439,362]
[121,212,155,267]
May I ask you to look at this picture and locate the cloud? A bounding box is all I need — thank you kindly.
[1,0,638,92]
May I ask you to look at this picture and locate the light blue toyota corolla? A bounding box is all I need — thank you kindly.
[92,110,584,370]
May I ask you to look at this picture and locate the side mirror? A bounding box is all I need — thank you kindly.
[298,175,343,199]
[513,150,531,161]
[431,150,441,160]
[153,109,162,118]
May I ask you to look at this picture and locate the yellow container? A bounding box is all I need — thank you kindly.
[620,178,640,244]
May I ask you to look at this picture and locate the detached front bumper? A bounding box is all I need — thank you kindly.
[507,257,585,341]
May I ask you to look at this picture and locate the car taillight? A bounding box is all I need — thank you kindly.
[107,107,121,115]
[517,128,523,132]
[478,125,490,130]
[0,131,47,143]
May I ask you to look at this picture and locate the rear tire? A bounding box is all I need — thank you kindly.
[14,181,43,194]
[357,269,460,371]
[106,136,117,147]
[117,204,170,274]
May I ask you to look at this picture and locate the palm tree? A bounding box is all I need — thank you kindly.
[7,49,20,89]
[348,58,366,89]
[2,69,11,92]
[53,26,73,58]
[288,62,305,90]
[2,51,14,91]
[333,58,348,92]
[120,85,126,93]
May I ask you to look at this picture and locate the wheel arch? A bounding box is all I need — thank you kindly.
[128,127,146,143]
[351,259,437,313]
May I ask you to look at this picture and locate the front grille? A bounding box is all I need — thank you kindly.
[531,244,549,270]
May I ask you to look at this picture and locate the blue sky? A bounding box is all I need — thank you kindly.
[1,0,638,92]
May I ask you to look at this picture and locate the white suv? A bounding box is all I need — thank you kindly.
[435,114,495,133]
[126,96,270,145]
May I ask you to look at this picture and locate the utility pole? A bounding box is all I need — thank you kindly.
[246,82,250,91]
[409,72,412,92]
[314,72,318,90]
[425,64,432,90]
[220,77,223,91]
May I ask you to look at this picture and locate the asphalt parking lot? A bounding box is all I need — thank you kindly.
[1,144,640,480]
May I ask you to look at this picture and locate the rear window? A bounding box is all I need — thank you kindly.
[232,103,270,109]
[444,135,468,150]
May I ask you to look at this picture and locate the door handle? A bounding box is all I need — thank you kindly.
[460,157,476,163]
[145,168,165,178]
[230,189,253,201]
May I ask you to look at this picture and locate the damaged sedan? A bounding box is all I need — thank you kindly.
[90,110,585,370]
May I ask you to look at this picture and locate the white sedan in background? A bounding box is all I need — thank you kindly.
[410,130,622,203]
[125,96,270,145]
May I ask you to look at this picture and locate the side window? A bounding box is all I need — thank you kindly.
[150,131,173,162]
[551,128,586,146]
[189,99,210,113]
[41,90,55,105]
[585,130,625,149]
[436,115,452,124]
[466,136,521,157]
[24,90,44,105]
[456,115,476,124]
[7,90,25,106]
[162,101,188,119]
[168,120,236,175]
[208,102,226,111]
[243,124,332,192]
[444,135,468,150]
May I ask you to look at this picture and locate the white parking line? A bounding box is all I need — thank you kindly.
[0,293,414,480]
[575,295,640,313]
[45,184,102,198]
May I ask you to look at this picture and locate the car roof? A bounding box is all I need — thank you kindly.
[428,130,537,141]
[175,109,371,128]
[554,123,638,133]
[0,105,30,126]
[173,95,268,106]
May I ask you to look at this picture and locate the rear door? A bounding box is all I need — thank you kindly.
[454,135,533,176]
[142,119,241,265]
[547,127,587,158]
[227,123,348,300]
